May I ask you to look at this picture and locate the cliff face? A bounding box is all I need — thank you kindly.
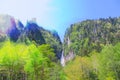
[0,14,62,59]
[24,22,46,45]
[63,17,120,57]
[0,15,21,41]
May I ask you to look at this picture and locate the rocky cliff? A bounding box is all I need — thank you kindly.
[0,14,62,59]
[63,17,120,57]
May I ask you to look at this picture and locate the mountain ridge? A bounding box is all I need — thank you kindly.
[0,14,62,59]
[63,17,120,57]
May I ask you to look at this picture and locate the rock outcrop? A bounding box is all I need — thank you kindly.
[0,14,62,59]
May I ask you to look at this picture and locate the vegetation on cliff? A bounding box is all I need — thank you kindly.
[1,15,120,80]
[64,17,120,56]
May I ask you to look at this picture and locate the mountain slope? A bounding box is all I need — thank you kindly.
[0,14,62,59]
[23,21,62,58]
[64,17,120,56]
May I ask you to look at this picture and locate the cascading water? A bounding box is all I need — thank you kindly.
[60,51,65,66]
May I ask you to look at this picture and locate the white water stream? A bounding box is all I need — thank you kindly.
[60,51,65,67]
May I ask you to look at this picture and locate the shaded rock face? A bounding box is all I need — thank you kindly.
[41,29,62,59]
[7,18,21,41]
[16,20,24,32]
[25,22,45,45]
[0,14,62,59]
[51,30,61,43]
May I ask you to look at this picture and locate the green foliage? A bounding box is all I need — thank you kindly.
[64,56,98,80]
[64,43,120,80]
[41,29,62,58]
[63,17,120,80]
[0,41,28,80]
[64,17,120,56]
[0,40,64,80]
[98,43,120,80]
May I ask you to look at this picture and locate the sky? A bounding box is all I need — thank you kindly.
[0,0,120,40]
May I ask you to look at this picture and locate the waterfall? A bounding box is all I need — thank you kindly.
[60,51,65,66]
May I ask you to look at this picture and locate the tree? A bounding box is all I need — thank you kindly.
[98,43,120,80]
[0,41,28,80]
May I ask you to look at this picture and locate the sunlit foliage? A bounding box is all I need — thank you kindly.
[0,41,64,80]
[64,43,120,80]
[64,17,120,56]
